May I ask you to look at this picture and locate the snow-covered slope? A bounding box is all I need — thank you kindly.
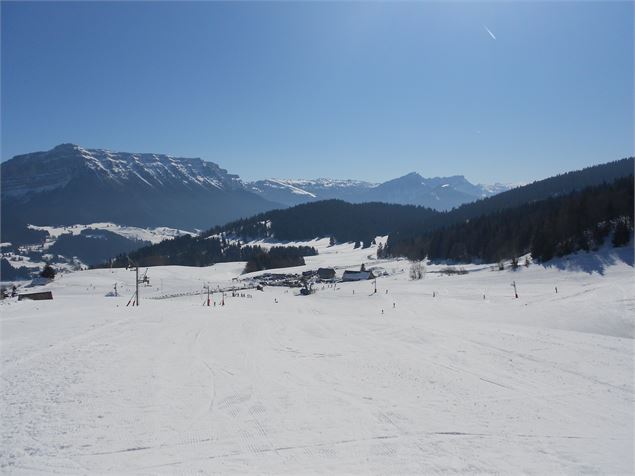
[28,222,195,246]
[1,243,632,473]
[246,178,377,207]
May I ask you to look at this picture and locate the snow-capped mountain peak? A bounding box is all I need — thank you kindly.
[246,172,511,211]
[245,178,378,207]
[1,144,243,199]
[256,179,318,198]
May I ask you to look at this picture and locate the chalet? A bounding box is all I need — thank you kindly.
[317,268,336,280]
[342,270,375,282]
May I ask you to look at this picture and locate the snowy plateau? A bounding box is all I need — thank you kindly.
[1,238,633,474]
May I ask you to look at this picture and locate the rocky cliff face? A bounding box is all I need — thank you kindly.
[1,144,280,233]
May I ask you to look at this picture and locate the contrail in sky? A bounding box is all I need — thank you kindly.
[483,25,497,40]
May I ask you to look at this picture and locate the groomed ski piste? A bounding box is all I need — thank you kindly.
[1,238,633,474]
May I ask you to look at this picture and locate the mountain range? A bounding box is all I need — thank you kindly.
[1,144,277,236]
[1,143,511,243]
[246,175,511,209]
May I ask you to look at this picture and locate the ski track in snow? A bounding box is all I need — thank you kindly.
[0,239,633,474]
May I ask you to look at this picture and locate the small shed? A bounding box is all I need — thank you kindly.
[317,268,336,280]
[342,270,375,282]
[18,291,53,301]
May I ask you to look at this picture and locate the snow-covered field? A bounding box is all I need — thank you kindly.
[1,240,633,474]
[28,222,196,246]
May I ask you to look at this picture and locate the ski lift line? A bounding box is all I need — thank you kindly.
[147,284,259,301]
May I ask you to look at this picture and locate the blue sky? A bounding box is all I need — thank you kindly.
[1,1,633,184]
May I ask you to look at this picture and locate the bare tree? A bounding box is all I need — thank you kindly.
[409,260,426,280]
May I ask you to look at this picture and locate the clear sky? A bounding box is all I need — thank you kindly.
[1,1,633,184]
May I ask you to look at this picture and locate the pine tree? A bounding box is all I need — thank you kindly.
[40,264,56,279]
[612,219,631,247]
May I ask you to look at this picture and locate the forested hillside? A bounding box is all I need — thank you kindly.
[102,234,317,270]
[49,229,151,266]
[206,200,440,245]
[210,158,633,246]
[390,157,634,239]
[102,201,437,268]
[382,176,634,263]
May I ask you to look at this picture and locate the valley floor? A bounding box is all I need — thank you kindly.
[1,240,633,474]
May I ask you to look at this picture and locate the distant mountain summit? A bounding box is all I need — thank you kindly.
[1,144,279,233]
[247,172,511,210]
[246,178,377,206]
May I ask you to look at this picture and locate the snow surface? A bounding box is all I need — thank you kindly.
[1,240,633,474]
[75,145,242,191]
[256,180,318,197]
[269,178,378,190]
[28,223,195,246]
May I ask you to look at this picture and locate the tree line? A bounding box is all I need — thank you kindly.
[381,176,633,263]
[243,246,317,273]
[385,157,634,240]
[96,234,317,271]
[205,200,439,246]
